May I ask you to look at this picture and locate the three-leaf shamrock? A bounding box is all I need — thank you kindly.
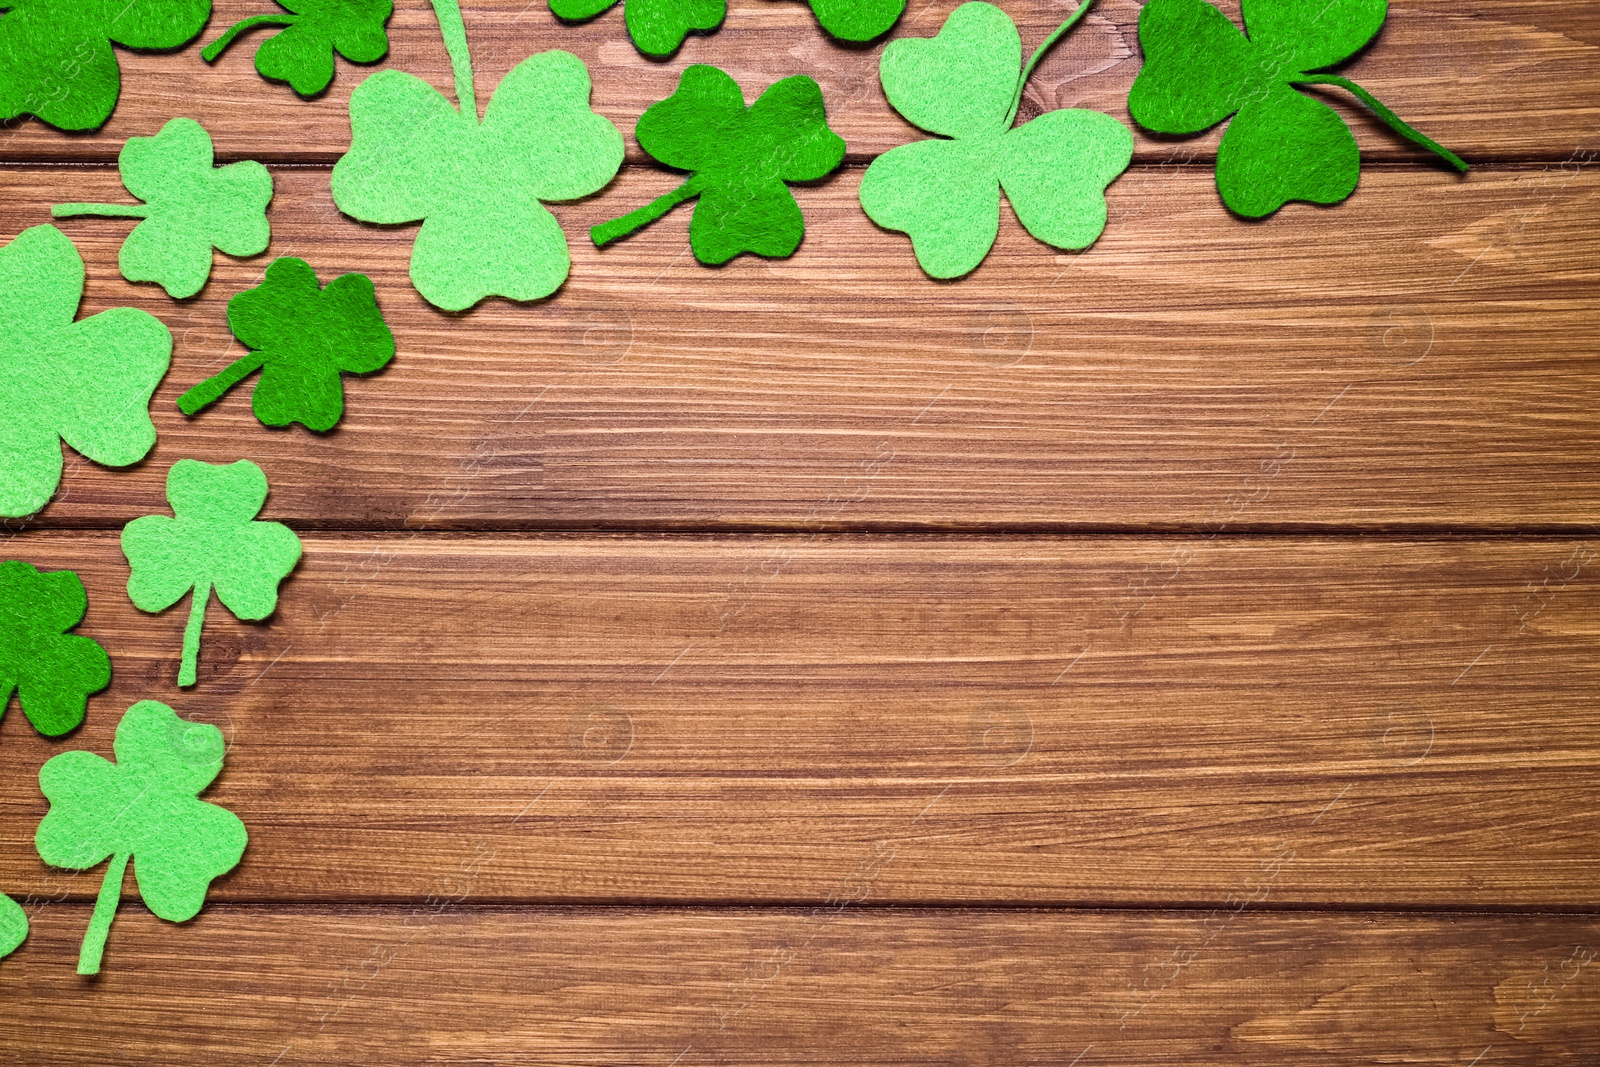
[0,225,171,519]
[0,0,210,131]
[858,0,1132,279]
[1,560,110,740]
[0,893,24,961]
[798,0,904,42]
[177,257,395,432]
[122,459,302,688]
[550,0,721,59]
[202,0,392,98]
[1127,0,1467,218]
[331,0,623,311]
[36,700,246,974]
[592,65,844,265]
[53,118,274,299]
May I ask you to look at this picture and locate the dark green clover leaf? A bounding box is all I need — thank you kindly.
[0,0,210,131]
[550,0,721,58]
[53,117,274,299]
[1127,0,1467,217]
[592,65,844,265]
[858,0,1131,279]
[802,0,903,42]
[0,560,110,740]
[0,893,24,961]
[122,459,302,688]
[202,0,392,98]
[36,700,246,974]
[177,257,395,432]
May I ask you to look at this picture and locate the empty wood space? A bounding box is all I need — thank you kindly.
[1,0,1598,1061]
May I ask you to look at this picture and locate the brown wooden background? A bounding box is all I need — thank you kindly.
[2,0,1599,1062]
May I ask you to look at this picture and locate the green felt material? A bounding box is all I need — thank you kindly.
[592,65,844,265]
[549,0,722,59]
[53,117,274,300]
[202,0,391,98]
[0,225,171,519]
[804,0,903,42]
[0,892,24,960]
[0,560,110,739]
[122,459,301,688]
[1127,0,1467,218]
[36,700,246,974]
[331,0,622,312]
[0,0,210,131]
[859,0,1131,279]
[177,257,394,432]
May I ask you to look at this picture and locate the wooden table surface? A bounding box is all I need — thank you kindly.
[3,0,1599,1062]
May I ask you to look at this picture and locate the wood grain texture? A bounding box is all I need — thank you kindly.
[4,162,1597,532]
[1,906,1597,1065]
[1,533,1596,907]
[0,0,1596,163]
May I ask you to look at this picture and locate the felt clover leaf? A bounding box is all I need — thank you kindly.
[801,0,904,42]
[177,257,395,432]
[0,0,210,131]
[592,65,844,265]
[331,0,623,311]
[858,0,1132,280]
[202,0,392,98]
[36,700,246,974]
[53,117,274,300]
[0,560,111,740]
[0,893,24,961]
[122,459,302,688]
[1127,0,1468,218]
[550,0,721,59]
[0,225,171,519]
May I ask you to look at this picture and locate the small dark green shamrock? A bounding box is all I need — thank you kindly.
[1127,0,1467,218]
[549,0,721,59]
[36,700,246,974]
[0,560,110,740]
[53,117,274,299]
[177,258,395,432]
[0,893,24,961]
[202,0,392,98]
[0,0,210,131]
[592,65,844,265]
[122,459,302,688]
[801,0,904,42]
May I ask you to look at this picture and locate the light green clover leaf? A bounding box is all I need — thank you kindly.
[53,117,274,299]
[0,225,171,519]
[0,893,25,961]
[858,0,1132,279]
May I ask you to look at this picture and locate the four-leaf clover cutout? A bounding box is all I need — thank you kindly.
[1128,0,1467,217]
[202,0,393,97]
[859,0,1132,279]
[593,65,845,264]
[0,225,171,519]
[0,560,111,740]
[178,257,396,432]
[36,700,247,974]
[53,117,274,299]
[122,459,302,688]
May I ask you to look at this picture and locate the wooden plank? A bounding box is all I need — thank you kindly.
[5,162,1597,532]
[0,0,1595,164]
[1,905,1596,1064]
[1,532,1597,907]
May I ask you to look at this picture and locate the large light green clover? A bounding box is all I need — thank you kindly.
[858,0,1132,279]
[0,225,171,519]
[36,700,246,974]
[331,0,623,311]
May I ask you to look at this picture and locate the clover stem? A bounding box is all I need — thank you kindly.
[430,0,477,120]
[78,851,128,975]
[51,204,149,219]
[1006,0,1096,129]
[177,352,268,417]
[179,584,211,689]
[1293,74,1468,172]
[591,176,704,248]
[200,14,296,63]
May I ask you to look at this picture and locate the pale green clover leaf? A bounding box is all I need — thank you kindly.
[858,0,1131,279]
[53,117,274,299]
[0,893,25,961]
[0,224,171,519]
